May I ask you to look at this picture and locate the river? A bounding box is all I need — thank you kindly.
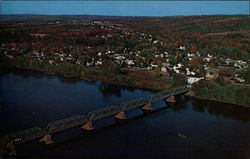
[0,69,249,159]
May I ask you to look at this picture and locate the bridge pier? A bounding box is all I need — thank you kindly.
[81,122,94,131]
[165,96,176,103]
[39,134,54,144]
[0,141,16,155]
[184,91,195,97]
[141,103,153,113]
[114,111,126,120]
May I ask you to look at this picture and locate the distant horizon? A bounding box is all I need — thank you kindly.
[1,13,249,18]
[1,1,249,16]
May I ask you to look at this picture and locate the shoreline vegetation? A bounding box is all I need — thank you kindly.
[0,56,173,91]
[1,56,250,107]
[193,80,250,107]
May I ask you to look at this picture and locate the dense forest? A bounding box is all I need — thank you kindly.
[1,15,249,61]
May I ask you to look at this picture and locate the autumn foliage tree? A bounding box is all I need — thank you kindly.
[190,46,197,54]
[189,57,202,68]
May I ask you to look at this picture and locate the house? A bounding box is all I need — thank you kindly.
[196,52,201,57]
[49,60,54,64]
[161,67,167,72]
[174,70,180,73]
[95,60,102,66]
[205,68,219,80]
[162,62,169,67]
[205,57,211,62]
[187,53,195,58]
[164,51,169,57]
[151,64,158,68]
[187,77,204,87]
[234,77,245,83]
[126,60,134,66]
[177,63,183,68]
[173,63,183,74]
[153,40,159,44]
[234,74,245,83]
[75,60,81,65]
[207,53,213,58]
[186,68,191,76]
[147,66,153,70]
[190,71,196,76]
[225,58,234,65]
[86,62,94,67]
[114,55,125,60]
[234,60,248,70]
[179,46,186,50]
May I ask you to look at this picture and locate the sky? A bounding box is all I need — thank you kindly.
[1,1,249,16]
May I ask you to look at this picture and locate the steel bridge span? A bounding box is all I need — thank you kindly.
[0,86,191,154]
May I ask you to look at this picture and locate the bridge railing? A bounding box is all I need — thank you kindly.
[87,106,121,121]
[45,115,88,134]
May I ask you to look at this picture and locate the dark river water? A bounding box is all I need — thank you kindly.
[0,69,249,159]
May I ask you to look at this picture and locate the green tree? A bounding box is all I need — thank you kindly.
[172,73,187,86]
[244,66,250,84]
[219,67,235,77]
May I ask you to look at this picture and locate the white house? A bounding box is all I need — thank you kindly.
[187,53,195,58]
[164,51,169,57]
[147,66,153,70]
[187,77,204,87]
[161,67,167,72]
[174,70,180,73]
[151,64,158,68]
[126,60,134,66]
[177,63,183,68]
[205,57,211,62]
[86,62,93,67]
[207,53,213,58]
[186,68,191,76]
[179,46,186,50]
[153,40,159,44]
[96,60,102,65]
[190,71,196,76]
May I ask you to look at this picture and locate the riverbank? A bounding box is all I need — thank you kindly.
[0,56,173,91]
[1,56,249,107]
[192,80,250,107]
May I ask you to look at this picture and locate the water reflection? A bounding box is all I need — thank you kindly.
[1,68,44,79]
[165,96,250,122]
[170,102,188,112]
[56,76,97,85]
[192,99,250,122]
[98,83,136,97]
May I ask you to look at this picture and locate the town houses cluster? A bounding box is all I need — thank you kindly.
[1,19,249,87]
